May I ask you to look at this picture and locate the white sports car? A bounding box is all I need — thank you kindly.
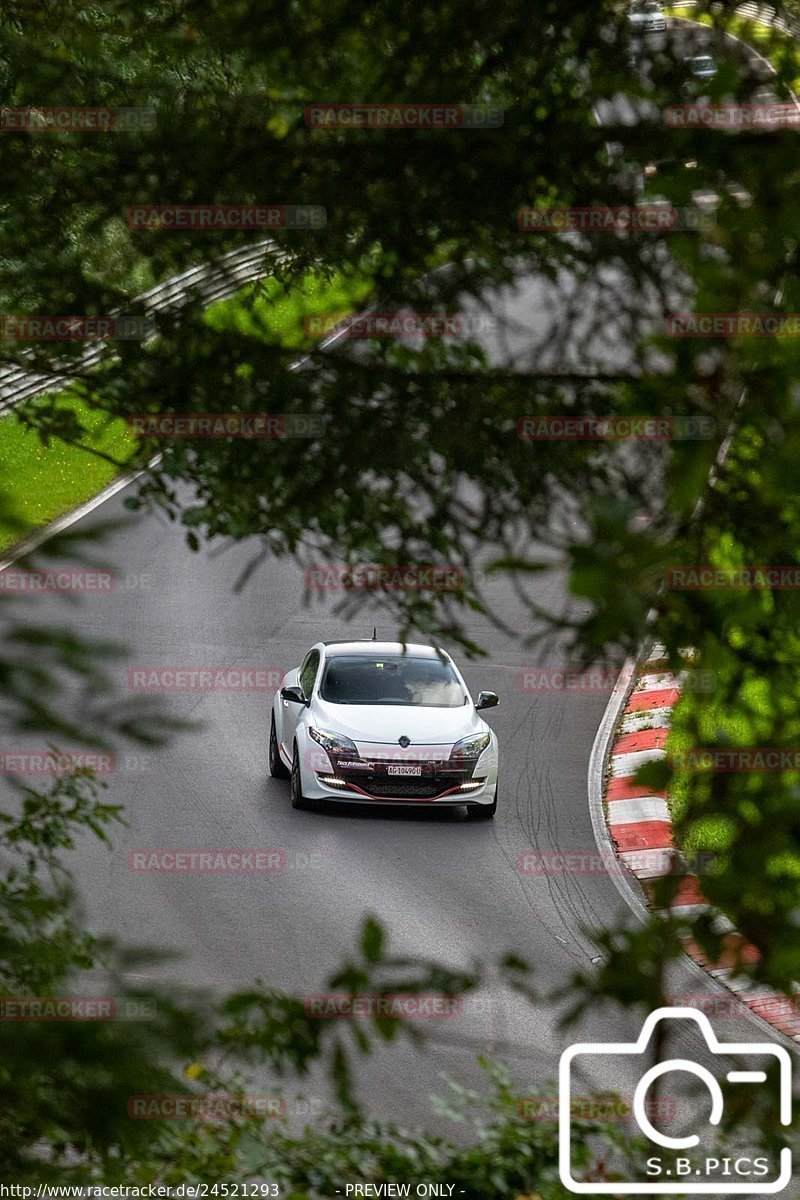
[627,0,666,33]
[269,640,499,818]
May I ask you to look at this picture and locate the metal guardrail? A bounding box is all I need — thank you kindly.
[673,0,800,37]
[738,2,800,35]
[0,239,287,415]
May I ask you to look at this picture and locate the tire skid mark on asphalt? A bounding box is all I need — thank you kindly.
[508,697,600,965]
[493,703,587,967]
[535,695,626,960]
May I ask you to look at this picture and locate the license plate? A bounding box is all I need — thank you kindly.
[387,765,422,776]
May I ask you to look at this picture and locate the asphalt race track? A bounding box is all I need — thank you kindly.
[10,493,662,1118]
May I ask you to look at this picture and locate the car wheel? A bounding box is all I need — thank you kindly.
[269,714,290,779]
[290,743,308,810]
[466,784,497,820]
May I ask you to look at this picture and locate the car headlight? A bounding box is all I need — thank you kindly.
[450,732,491,760]
[309,727,359,759]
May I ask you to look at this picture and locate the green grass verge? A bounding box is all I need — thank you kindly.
[0,268,373,553]
[204,269,373,348]
[0,396,134,552]
[666,693,753,853]
[665,757,732,852]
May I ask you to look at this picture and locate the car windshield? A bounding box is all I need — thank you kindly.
[690,57,714,72]
[319,655,465,706]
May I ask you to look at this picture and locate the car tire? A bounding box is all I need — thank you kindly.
[269,714,290,779]
[466,784,497,820]
[290,743,308,810]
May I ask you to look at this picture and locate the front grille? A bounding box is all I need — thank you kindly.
[359,780,445,799]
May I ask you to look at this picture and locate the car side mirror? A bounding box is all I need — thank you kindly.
[281,686,309,706]
[476,690,499,711]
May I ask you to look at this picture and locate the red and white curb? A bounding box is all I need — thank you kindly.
[603,643,800,1043]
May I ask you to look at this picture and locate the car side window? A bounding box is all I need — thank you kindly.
[299,650,320,698]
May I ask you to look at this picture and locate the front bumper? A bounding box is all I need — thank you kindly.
[301,745,497,805]
[629,17,666,31]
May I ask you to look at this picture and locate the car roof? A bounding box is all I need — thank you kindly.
[321,641,449,658]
